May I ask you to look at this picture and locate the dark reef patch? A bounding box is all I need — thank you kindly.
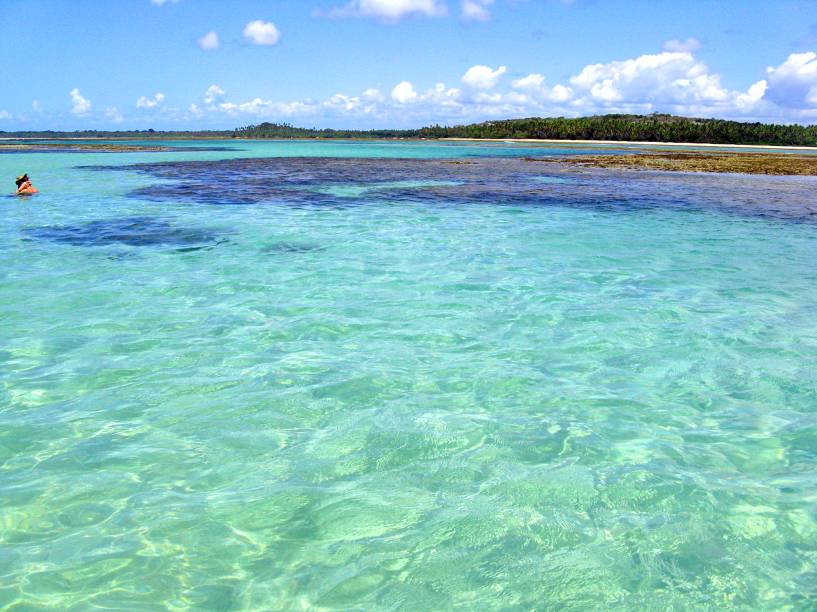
[261,242,324,254]
[23,217,220,249]
[84,156,817,222]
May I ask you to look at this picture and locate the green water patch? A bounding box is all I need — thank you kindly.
[260,241,324,254]
[530,175,577,185]
[308,180,463,198]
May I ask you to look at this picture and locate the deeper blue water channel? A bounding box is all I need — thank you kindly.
[2,140,817,609]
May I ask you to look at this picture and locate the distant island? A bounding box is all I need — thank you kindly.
[3,114,817,147]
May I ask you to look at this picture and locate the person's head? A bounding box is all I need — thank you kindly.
[15,174,29,188]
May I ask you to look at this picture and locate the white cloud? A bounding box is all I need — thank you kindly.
[218,98,317,117]
[0,110,11,120]
[549,84,573,103]
[462,64,507,89]
[512,73,545,90]
[736,79,768,109]
[512,73,573,102]
[197,31,220,50]
[423,82,462,106]
[663,38,701,53]
[362,88,385,101]
[32,100,42,112]
[319,0,447,21]
[243,20,280,45]
[392,81,418,103]
[210,82,465,124]
[765,52,817,108]
[69,88,91,115]
[151,0,181,5]
[136,92,166,109]
[203,85,226,105]
[105,107,124,123]
[569,52,729,107]
[461,0,493,21]
[325,93,363,111]
[152,48,817,127]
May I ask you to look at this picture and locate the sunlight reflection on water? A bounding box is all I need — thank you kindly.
[2,142,817,609]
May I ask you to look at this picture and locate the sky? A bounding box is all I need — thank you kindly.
[2,0,817,130]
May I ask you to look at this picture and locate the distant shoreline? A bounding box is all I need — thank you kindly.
[441,137,817,151]
[0,136,237,141]
[2,136,816,151]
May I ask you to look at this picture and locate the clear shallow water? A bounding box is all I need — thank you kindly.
[2,141,817,609]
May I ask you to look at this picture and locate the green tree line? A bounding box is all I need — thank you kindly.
[415,114,817,146]
[233,115,817,146]
[5,115,817,146]
[231,122,417,139]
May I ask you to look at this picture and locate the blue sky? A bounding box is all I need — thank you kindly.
[2,0,817,130]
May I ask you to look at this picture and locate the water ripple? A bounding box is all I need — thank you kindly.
[2,147,817,609]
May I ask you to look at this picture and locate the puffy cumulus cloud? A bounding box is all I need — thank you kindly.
[244,20,280,46]
[512,73,573,102]
[362,88,385,101]
[324,93,362,111]
[203,84,226,105]
[765,52,817,109]
[391,81,418,103]
[217,98,317,118]
[160,49,817,128]
[203,82,464,125]
[462,65,507,89]
[663,38,701,53]
[512,73,545,90]
[197,31,220,50]
[736,79,768,110]
[461,0,493,21]
[569,52,730,109]
[550,84,573,103]
[319,0,447,21]
[388,81,462,108]
[424,82,462,106]
[69,88,91,115]
[136,92,166,109]
[105,107,124,123]
[320,92,390,118]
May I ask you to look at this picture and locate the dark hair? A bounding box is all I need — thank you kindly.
[15,174,28,187]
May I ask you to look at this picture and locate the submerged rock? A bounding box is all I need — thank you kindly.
[79,156,817,222]
[24,216,219,249]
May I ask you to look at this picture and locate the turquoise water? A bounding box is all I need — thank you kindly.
[2,141,817,609]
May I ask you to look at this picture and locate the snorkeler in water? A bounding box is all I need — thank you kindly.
[15,174,38,196]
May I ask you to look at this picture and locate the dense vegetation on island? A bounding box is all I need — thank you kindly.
[231,123,417,139]
[233,115,817,146]
[416,115,817,146]
[4,115,817,146]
